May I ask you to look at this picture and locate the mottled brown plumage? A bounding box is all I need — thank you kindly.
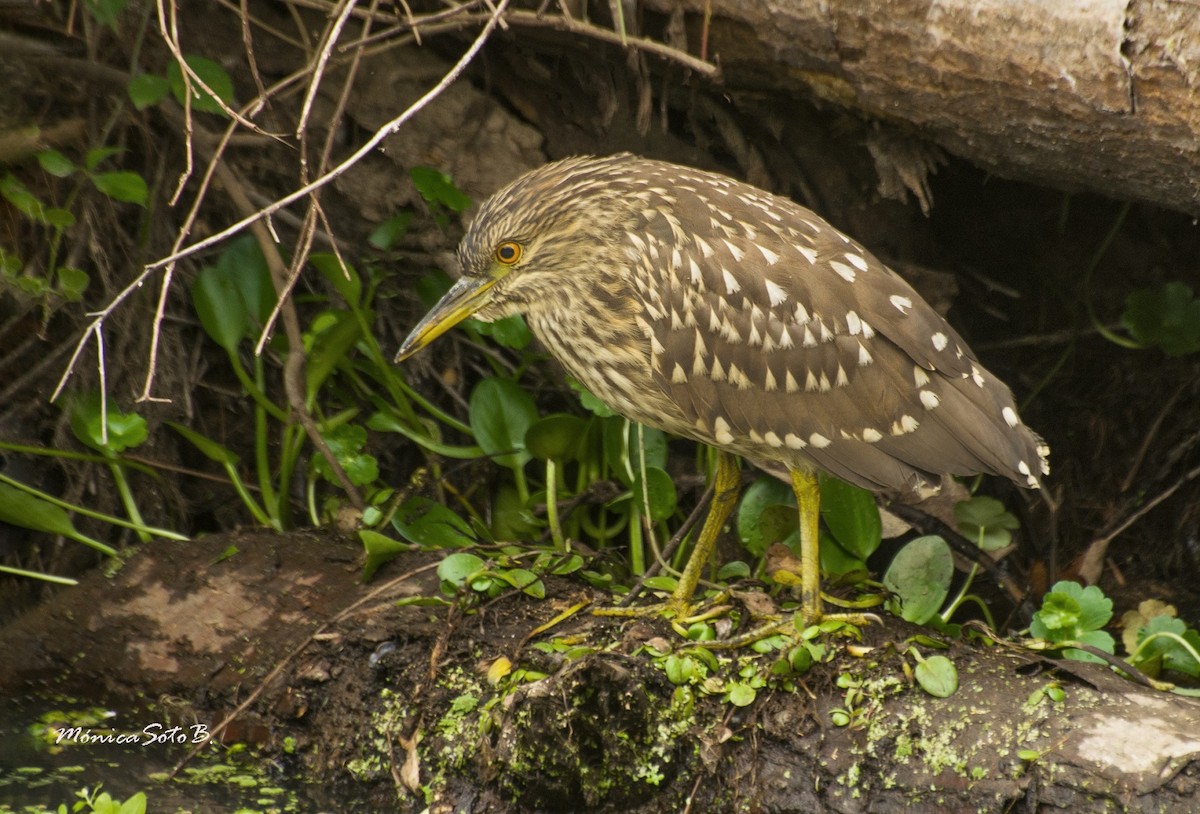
[397,153,1048,622]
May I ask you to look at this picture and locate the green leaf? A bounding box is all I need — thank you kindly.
[359,529,413,582]
[305,309,364,402]
[313,424,378,488]
[68,392,147,454]
[0,483,81,540]
[819,475,881,560]
[55,267,90,301]
[190,237,275,351]
[954,496,1020,551]
[309,253,362,308]
[438,552,485,591]
[91,171,148,206]
[117,792,146,814]
[818,532,867,577]
[567,377,616,417]
[472,314,533,350]
[883,535,953,624]
[410,166,471,213]
[44,208,75,228]
[914,655,958,697]
[1134,616,1200,677]
[127,74,170,110]
[525,413,586,461]
[85,0,129,27]
[36,150,76,178]
[1,173,48,222]
[469,377,539,469]
[192,265,249,352]
[495,568,545,598]
[1122,282,1200,357]
[166,55,237,115]
[166,421,239,465]
[393,495,476,549]
[725,682,757,707]
[490,483,541,540]
[1031,580,1115,663]
[629,466,677,523]
[368,212,412,251]
[83,146,122,171]
[603,419,667,486]
[737,477,796,557]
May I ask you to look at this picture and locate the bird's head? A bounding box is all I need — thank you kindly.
[394,155,638,362]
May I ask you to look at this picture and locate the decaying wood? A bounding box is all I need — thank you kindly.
[2,532,1197,812]
[643,0,1200,215]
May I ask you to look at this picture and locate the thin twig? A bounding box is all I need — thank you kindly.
[53,0,511,402]
[139,0,512,275]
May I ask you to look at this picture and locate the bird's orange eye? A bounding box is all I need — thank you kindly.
[494,241,522,265]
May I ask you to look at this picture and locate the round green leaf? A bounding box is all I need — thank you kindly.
[726,682,757,707]
[915,655,958,698]
[737,476,796,557]
[883,535,953,624]
[437,552,485,589]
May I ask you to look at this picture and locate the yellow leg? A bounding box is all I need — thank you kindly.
[670,451,741,610]
[790,469,822,624]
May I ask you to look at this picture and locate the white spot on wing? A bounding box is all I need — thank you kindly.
[845,310,862,335]
[862,428,883,443]
[890,294,913,314]
[714,417,734,445]
[914,366,931,387]
[764,431,783,448]
[672,363,688,383]
[1002,406,1019,428]
[919,390,940,410]
[932,332,949,351]
[766,279,788,306]
[785,371,800,393]
[858,343,873,366]
[796,244,818,264]
[756,244,781,265]
[785,433,806,449]
[830,261,856,282]
[845,253,868,272]
[722,268,740,295]
[810,432,832,448]
[722,239,745,262]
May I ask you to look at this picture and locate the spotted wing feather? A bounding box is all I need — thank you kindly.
[629,163,1047,494]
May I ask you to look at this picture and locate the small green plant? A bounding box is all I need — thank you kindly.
[1029,580,1116,664]
[1,145,152,310]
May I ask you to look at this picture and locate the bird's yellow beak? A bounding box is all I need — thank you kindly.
[394,275,498,362]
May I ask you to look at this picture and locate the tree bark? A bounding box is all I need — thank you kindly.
[645,0,1200,215]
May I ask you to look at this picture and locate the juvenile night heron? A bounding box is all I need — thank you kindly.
[396,154,1049,624]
